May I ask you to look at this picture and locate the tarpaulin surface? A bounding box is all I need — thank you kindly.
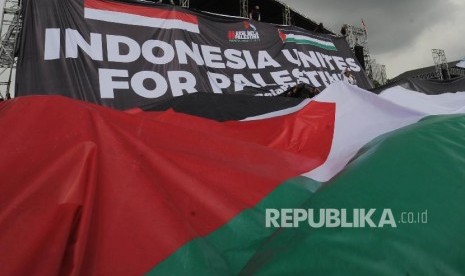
[3,82,465,275]
[0,95,334,275]
[241,114,465,276]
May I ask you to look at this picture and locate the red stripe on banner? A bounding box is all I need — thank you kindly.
[84,0,198,24]
[0,97,334,274]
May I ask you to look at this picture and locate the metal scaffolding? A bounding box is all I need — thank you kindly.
[0,0,21,100]
[282,5,291,25]
[344,25,371,77]
[368,60,387,85]
[344,25,367,49]
[239,0,248,18]
[432,49,450,80]
[179,0,189,8]
[344,24,387,86]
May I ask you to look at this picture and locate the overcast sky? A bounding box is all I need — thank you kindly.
[284,0,465,79]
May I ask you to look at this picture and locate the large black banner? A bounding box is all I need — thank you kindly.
[17,0,372,109]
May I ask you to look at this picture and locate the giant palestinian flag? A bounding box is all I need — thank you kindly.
[16,0,371,109]
[1,82,465,275]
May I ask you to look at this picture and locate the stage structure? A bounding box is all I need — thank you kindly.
[237,0,319,27]
[344,24,386,86]
[189,0,331,33]
[238,0,292,26]
[389,60,465,84]
[0,0,21,99]
[389,50,465,83]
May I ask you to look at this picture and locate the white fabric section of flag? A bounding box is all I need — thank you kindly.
[84,8,200,33]
[380,86,465,114]
[305,82,426,182]
[456,58,465,69]
[244,81,465,182]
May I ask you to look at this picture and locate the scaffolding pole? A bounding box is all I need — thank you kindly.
[282,5,291,25]
[344,23,387,86]
[0,0,22,99]
[432,49,450,80]
[239,0,248,18]
[179,0,189,8]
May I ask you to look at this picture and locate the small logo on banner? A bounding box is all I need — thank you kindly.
[228,21,260,42]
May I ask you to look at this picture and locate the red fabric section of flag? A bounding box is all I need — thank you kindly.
[0,96,334,275]
[84,0,198,24]
[278,31,287,42]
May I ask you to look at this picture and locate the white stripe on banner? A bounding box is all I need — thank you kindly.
[286,34,335,47]
[84,8,200,33]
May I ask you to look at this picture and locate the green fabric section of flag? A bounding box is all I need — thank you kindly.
[240,114,465,275]
[285,38,337,51]
[146,176,322,275]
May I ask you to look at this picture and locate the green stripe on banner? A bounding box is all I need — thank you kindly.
[285,38,337,51]
[240,114,465,275]
[146,176,322,275]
